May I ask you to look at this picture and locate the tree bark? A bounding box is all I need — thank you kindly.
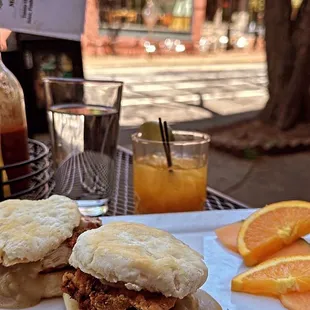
[261,0,310,130]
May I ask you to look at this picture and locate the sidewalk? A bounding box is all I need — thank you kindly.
[208,149,310,208]
[85,58,267,129]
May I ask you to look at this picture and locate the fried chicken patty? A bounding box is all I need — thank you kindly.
[62,269,177,310]
[66,216,102,249]
[41,217,101,273]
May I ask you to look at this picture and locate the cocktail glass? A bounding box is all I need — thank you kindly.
[132,130,210,214]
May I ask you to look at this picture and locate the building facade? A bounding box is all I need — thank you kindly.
[83,0,207,55]
[82,0,252,56]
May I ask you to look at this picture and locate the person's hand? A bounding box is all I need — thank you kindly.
[0,41,7,51]
[0,29,12,51]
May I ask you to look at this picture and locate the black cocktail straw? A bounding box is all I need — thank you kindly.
[158,118,173,171]
[164,121,173,169]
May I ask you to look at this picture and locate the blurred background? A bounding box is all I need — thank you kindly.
[83,0,264,56]
[81,0,266,129]
[2,0,309,208]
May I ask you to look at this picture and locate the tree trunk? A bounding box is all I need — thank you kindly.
[260,0,310,130]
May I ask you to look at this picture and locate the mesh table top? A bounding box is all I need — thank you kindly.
[108,146,249,216]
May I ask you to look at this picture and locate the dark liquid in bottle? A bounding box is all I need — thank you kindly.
[1,126,30,194]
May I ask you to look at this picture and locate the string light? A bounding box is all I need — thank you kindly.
[292,0,303,8]
[250,0,303,13]
[249,0,264,13]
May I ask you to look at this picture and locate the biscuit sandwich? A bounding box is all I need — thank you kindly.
[0,195,101,308]
[62,222,222,310]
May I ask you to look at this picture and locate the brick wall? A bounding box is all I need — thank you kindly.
[82,0,100,55]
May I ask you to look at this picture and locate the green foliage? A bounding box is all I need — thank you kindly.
[243,148,260,160]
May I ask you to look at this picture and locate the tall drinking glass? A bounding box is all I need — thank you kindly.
[132,130,210,214]
[44,78,123,216]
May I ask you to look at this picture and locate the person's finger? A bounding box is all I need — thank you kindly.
[0,28,12,41]
[0,28,11,51]
[0,42,7,51]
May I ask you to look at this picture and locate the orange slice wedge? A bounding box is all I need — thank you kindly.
[280,292,310,310]
[268,239,310,260]
[237,201,310,266]
[215,220,310,259]
[215,221,243,253]
[231,255,310,296]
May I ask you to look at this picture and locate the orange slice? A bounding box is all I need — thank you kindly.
[215,221,243,253]
[231,255,310,296]
[268,239,310,260]
[216,220,310,259]
[280,292,310,310]
[237,201,310,266]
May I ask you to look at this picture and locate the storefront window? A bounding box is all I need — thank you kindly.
[99,0,193,33]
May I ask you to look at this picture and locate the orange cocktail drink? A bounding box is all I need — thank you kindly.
[132,130,210,214]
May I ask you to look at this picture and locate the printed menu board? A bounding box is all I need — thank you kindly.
[0,0,86,41]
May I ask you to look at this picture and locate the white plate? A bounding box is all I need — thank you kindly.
[1,209,291,310]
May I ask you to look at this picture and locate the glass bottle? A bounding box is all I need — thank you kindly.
[142,0,160,30]
[0,52,30,196]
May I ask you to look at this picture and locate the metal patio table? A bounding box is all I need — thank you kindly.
[107,146,249,216]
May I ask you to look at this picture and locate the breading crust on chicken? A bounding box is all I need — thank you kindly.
[62,269,177,310]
